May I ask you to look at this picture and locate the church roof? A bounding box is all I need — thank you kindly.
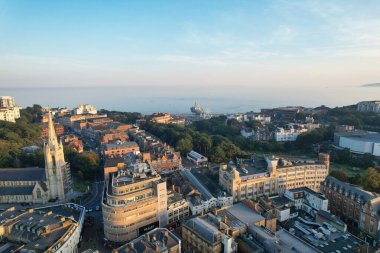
[0,186,35,195]
[0,167,46,181]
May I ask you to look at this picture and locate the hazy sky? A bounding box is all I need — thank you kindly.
[0,0,380,88]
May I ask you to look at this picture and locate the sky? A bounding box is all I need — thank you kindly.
[0,0,380,89]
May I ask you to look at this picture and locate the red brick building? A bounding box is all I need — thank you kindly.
[41,123,64,137]
[321,176,380,241]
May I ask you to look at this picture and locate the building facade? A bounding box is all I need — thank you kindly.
[219,154,330,203]
[334,130,380,156]
[104,141,140,157]
[283,187,328,217]
[0,96,15,107]
[0,96,21,123]
[357,101,380,113]
[73,104,97,115]
[167,191,190,226]
[129,128,182,172]
[321,176,380,241]
[102,162,168,243]
[0,112,72,203]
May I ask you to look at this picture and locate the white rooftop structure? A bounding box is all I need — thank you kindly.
[187,150,208,166]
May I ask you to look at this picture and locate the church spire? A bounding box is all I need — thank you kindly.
[47,111,59,148]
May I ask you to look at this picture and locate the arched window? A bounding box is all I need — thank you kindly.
[36,188,42,199]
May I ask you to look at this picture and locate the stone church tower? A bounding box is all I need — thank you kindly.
[44,112,72,201]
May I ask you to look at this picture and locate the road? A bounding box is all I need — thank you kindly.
[79,180,112,252]
[83,181,104,209]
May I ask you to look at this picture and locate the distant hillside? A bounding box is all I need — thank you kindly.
[362,83,380,87]
[0,105,43,168]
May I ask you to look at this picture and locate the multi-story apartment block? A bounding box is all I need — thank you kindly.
[167,190,190,226]
[357,101,380,113]
[129,128,182,172]
[102,162,168,243]
[243,112,271,124]
[0,96,21,123]
[275,125,311,142]
[219,153,330,203]
[150,113,185,125]
[58,114,107,128]
[73,104,97,115]
[0,96,15,107]
[321,176,380,241]
[104,141,140,157]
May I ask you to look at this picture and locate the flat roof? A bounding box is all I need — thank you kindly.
[226,203,265,225]
[335,130,380,142]
[104,156,125,167]
[291,218,367,253]
[183,215,224,244]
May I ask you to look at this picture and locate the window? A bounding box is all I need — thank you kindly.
[36,188,42,199]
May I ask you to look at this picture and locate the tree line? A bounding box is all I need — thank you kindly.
[0,105,42,168]
[140,120,245,163]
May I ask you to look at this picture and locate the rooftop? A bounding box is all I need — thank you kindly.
[183,214,228,244]
[167,191,186,206]
[0,167,46,182]
[335,130,380,143]
[270,196,293,209]
[104,156,125,167]
[105,141,139,150]
[288,187,327,200]
[323,176,378,204]
[248,225,319,253]
[226,203,265,226]
[290,217,367,253]
[115,228,181,253]
[317,210,346,227]
[0,204,84,253]
[190,168,230,198]
[111,162,160,188]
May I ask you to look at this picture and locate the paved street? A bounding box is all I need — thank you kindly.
[83,181,104,209]
[79,180,112,252]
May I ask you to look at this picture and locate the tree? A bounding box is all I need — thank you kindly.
[71,152,100,180]
[176,137,193,155]
[361,167,380,192]
[329,170,349,182]
[245,120,263,130]
[209,146,227,163]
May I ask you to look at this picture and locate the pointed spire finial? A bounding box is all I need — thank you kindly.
[47,110,58,147]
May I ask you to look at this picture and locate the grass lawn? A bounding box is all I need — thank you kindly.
[329,162,366,177]
[73,180,91,193]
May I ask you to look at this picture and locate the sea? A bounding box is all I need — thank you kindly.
[0,85,379,114]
